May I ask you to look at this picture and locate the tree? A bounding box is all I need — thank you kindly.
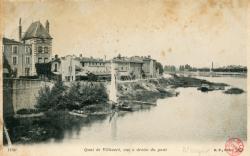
[36,81,67,110]
[35,62,52,79]
[3,55,12,77]
[184,64,192,71]
[117,53,122,59]
[164,65,176,72]
[179,65,186,71]
[36,81,108,111]
[156,62,164,75]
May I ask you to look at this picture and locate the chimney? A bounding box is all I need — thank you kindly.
[55,54,58,59]
[19,18,22,41]
[45,20,49,33]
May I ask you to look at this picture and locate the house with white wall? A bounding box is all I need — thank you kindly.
[51,55,80,81]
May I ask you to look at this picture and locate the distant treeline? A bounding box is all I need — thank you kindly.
[164,65,247,73]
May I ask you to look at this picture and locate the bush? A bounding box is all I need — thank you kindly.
[19,76,39,79]
[72,82,108,107]
[36,81,108,111]
[66,82,108,109]
[16,109,40,114]
[134,83,144,90]
[36,81,67,111]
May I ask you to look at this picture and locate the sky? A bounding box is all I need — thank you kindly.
[1,0,248,67]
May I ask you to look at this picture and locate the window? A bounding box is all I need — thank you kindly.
[44,47,48,53]
[25,56,30,64]
[26,46,32,55]
[66,76,70,81]
[54,63,58,72]
[13,46,18,54]
[38,58,43,63]
[13,68,18,77]
[65,76,70,81]
[13,56,18,65]
[25,68,30,76]
[38,46,43,53]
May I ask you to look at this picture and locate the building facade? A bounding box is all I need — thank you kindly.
[129,56,143,79]
[51,55,80,82]
[21,20,53,75]
[142,56,157,78]
[49,54,159,81]
[2,18,53,77]
[80,57,110,74]
[113,55,143,80]
[3,38,33,77]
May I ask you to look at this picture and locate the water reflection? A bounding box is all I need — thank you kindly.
[110,111,118,140]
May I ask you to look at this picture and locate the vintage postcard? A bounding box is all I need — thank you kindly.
[0,0,249,156]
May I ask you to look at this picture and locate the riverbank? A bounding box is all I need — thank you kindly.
[165,71,247,78]
[116,74,232,110]
[4,75,243,144]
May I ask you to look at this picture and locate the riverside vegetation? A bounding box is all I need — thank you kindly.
[4,75,245,144]
[36,81,108,111]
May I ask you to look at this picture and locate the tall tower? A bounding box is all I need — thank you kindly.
[19,18,22,41]
[22,20,53,75]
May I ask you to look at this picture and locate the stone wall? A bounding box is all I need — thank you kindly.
[3,78,46,117]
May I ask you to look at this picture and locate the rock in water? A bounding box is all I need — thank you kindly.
[224,88,244,94]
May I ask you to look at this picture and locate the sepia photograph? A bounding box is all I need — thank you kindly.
[1,0,249,156]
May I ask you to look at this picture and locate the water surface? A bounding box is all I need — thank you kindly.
[49,76,247,144]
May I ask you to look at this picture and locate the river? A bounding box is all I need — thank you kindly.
[46,76,246,144]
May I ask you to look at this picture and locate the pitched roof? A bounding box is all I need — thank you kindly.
[81,57,107,63]
[3,37,21,45]
[113,56,143,63]
[22,21,52,40]
[113,57,130,63]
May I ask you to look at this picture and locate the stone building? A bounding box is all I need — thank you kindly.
[113,55,143,80]
[80,57,110,74]
[3,38,33,77]
[142,56,157,78]
[2,18,53,77]
[51,55,80,82]
[48,54,159,81]
[128,56,143,79]
[22,19,53,75]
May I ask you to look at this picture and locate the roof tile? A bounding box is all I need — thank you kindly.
[22,21,52,40]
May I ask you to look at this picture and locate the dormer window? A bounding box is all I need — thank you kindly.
[38,46,43,53]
